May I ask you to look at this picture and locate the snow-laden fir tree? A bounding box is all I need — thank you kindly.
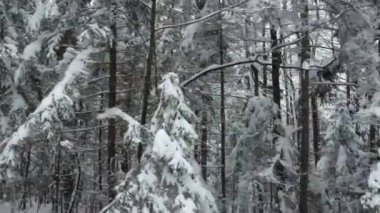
[362,153,380,210]
[228,97,274,212]
[228,96,297,212]
[100,73,218,213]
[316,104,369,212]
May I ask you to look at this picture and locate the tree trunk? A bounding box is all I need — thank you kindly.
[19,145,31,210]
[271,25,281,117]
[244,15,259,96]
[53,145,61,213]
[139,0,157,162]
[251,65,259,96]
[107,9,117,202]
[200,111,208,181]
[219,1,226,211]
[270,23,284,212]
[299,0,310,212]
[262,25,267,96]
[98,95,103,210]
[67,154,81,213]
[311,95,320,167]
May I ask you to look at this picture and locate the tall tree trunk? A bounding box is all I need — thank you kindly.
[271,25,281,118]
[107,8,117,202]
[299,0,310,212]
[311,95,319,167]
[139,0,157,161]
[19,145,31,210]
[201,111,208,181]
[67,154,81,213]
[244,14,259,96]
[219,1,226,211]
[98,95,103,210]
[252,65,259,96]
[271,23,284,212]
[262,25,267,96]
[53,144,61,213]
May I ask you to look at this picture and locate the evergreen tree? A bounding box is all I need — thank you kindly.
[100,73,218,213]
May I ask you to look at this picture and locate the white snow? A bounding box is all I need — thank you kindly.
[97,107,139,126]
[302,60,310,70]
[34,48,92,114]
[11,91,26,112]
[22,38,43,60]
[0,48,95,168]
[60,140,74,149]
[0,117,9,134]
[97,107,142,144]
[28,0,45,32]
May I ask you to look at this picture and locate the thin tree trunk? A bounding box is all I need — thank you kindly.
[200,111,208,181]
[285,73,290,125]
[67,154,81,213]
[20,145,31,210]
[346,71,351,101]
[271,22,284,212]
[107,8,117,202]
[262,25,267,96]
[98,95,103,210]
[299,0,310,212]
[54,145,61,213]
[370,125,376,152]
[271,25,281,117]
[139,0,157,162]
[219,1,226,211]
[243,14,259,96]
[311,95,320,167]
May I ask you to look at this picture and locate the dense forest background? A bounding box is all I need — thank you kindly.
[1,0,380,212]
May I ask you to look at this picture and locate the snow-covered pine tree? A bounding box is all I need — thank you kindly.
[316,104,369,212]
[228,96,274,212]
[361,155,380,210]
[100,73,218,213]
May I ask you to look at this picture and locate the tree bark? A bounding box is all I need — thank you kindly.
[219,1,226,211]
[19,145,31,210]
[299,0,310,212]
[200,111,208,181]
[271,23,284,212]
[107,8,117,201]
[53,144,61,213]
[262,25,267,96]
[271,25,282,116]
[98,95,103,210]
[311,95,320,168]
[244,14,259,96]
[139,0,157,162]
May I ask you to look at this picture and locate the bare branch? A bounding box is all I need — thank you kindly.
[155,0,248,32]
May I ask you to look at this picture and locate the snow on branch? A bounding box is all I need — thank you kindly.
[97,107,139,126]
[155,0,248,32]
[0,48,95,171]
[97,107,143,144]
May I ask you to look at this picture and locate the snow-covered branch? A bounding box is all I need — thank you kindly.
[97,107,140,127]
[0,48,95,170]
[97,107,143,144]
[155,0,248,32]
